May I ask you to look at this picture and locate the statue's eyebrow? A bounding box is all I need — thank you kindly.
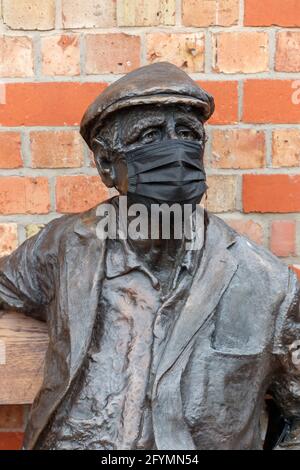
[174,114,203,136]
[123,115,166,145]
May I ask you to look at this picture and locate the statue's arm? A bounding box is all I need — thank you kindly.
[0,221,58,322]
[271,270,300,450]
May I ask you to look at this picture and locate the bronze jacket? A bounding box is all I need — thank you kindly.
[0,199,300,450]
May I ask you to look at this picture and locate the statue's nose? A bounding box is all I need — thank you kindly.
[165,123,178,140]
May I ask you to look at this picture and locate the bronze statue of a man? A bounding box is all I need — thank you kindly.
[0,62,300,450]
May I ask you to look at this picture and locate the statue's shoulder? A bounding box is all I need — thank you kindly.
[36,198,116,248]
[207,211,290,289]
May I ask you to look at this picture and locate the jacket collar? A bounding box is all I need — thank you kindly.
[73,197,213,281]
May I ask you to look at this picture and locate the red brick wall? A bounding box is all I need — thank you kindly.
[0,405,27,450]
[0,0,300,449]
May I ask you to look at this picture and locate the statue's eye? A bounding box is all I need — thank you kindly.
[176,125,198,141]
[140,128,161,144]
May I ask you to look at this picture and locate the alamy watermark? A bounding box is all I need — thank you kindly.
[0,81,6,105]
[95,196,204,250]
[292,80,300,105]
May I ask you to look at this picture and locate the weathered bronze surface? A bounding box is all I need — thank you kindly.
[0,62,300,450]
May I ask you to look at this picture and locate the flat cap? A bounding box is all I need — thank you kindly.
[80,62,215,148]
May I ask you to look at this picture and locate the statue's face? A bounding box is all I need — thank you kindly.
[92,104,206,194]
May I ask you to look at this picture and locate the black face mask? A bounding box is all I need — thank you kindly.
[124,139,207,204]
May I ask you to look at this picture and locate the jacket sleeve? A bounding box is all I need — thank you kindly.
[271,269,300,450]
[0,220,59,321]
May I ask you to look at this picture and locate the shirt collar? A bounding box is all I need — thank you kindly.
[104,201,206,281]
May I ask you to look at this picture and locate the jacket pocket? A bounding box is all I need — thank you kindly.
[209,345,265,359]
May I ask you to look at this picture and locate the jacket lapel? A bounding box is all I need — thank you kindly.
[152,216,238,450]
[153,218,238,395]
[68,214,106,378]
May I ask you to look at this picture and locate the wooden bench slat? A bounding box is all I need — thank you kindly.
[0,311,48,405]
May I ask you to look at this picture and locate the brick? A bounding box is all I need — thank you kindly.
[0,83,5,105]
[226,219,264,245]
[0,224,18,256]
[30,131,84,168]
[205,175,237,213]
[244,0,300,27]
[0,82,107,127]
[213,32,269,74]
[212,129,265,169]
[0,177,50,215]
[117,0,175,26]
[0,405,24,430]
[88,148,96,167]
[292,80,300,106]
[85,34,141,74]
[0,132,22,169]
[3,0,55,30]
[56,176,109,213]
[25,224,45,239]
[272,129,300,168]
[182,0,239,26]
[243,80,300,124]
[276,32,300,72]
[270,220,296,257]
[62,0,116,28]
[41,35,80,76]
[199,81,238,125]
[0,81,236,128]
[0,432,23,450]
[0,36,33,78]
[243,175,300,213]
[291,265,300,280]
[147,33,205,73]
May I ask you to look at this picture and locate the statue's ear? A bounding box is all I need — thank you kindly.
[91,137,116,188]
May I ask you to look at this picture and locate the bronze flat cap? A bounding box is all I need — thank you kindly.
[80,62,215,148]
